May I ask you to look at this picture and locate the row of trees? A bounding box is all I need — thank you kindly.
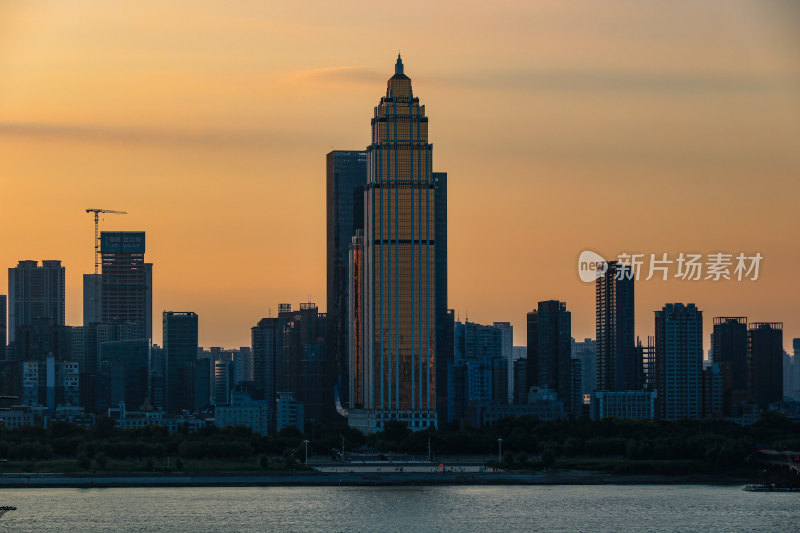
[0,412,796,469]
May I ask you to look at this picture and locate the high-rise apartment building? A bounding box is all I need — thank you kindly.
[527,301,576,415]
[572,338,597,397]
[655,303,703,420]
[748,322,783,409]
[349,56,445,433]
[327,150,367,406]
[281,303,329,422]
[101,232,152,339]
[596,262,637,391]
[512,358,528,404]
[252,315,285,407]
[636,336,656,392]
[8,260,65,344]
[711,317,749,415]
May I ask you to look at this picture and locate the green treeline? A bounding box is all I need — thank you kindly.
[0,412,796,473]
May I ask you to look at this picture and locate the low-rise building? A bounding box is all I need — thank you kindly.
[215,389,272,435]
[276,391,304,433]
[591,390,657,420]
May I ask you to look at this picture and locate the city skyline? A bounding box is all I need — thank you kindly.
[2,1,799,349]
[1,4,800,527]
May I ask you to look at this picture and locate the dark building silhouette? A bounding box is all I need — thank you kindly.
[13,317,72,362]
[571,358,584,418]
[527,300,576,415]
[513,358,528,404]
[636,336,656,392]
[446,362,467,423]
[326,150,367,408]
[0,359,22,399]
[596,262,638,391]
[701,361,723,418]
[252,314,287,405]
[149,344,165,410]
[655,303,703,420]
[188,358,211,411]
[492,357,509,404]
[99,339,149,410]
[711,317,749,415]
[1,294,6,355]
[348,233,365,410]
[8,260,65,344]
[748,322,783,409]
[163,311,198,413]
[433,173,450,418]
[436,308,455,419]
[101,232,152,340]
[83,273,102,325]
[282,303,329,422]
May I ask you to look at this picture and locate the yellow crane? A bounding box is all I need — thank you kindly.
[85,208,127,274]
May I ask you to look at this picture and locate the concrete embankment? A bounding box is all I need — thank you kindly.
[0,470,748,488]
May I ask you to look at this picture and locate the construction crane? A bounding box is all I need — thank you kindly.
[85,208,127,274]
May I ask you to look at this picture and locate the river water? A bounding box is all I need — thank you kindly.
[0,485,796,532]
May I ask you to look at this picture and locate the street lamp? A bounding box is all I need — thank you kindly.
[304,440,310,465]
[497,438,503,464]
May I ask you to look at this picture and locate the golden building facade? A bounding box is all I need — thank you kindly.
[354,55,439,431]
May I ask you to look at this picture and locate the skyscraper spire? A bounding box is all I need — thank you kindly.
[395,53,404,75]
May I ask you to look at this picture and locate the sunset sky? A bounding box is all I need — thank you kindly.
[1,1,798,349]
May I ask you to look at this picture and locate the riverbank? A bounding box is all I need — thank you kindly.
[0,469,753,488]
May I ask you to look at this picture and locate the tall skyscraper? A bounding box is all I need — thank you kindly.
[711,317,749,415]
[596,262,637,391]
[572,338,597,398]
[655,303,703,420]
[252,315,285,409]
[8,260,65,344]
[101,232,152,340]
[527,301,576,415]
[433,172,450,415]
[348,231,365,410]
[512,358,528,404]
[163,311,198,413]
[350,56,445,433]
[748,322,783,409]
[327,150,367,407]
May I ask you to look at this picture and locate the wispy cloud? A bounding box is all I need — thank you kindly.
[284,64,798,95]
[0,121,318,148]
[427,68,800,94]
[283,66,384,85]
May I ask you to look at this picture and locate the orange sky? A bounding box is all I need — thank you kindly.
[1,1,798,350]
